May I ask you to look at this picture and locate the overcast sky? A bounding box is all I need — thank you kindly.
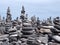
[0,0,60,20]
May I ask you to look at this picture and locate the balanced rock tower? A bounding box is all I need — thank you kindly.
[20,6,34,38]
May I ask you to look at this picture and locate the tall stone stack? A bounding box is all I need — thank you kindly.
[20,6,35,38]
[51,17,60,43]
[5,7,12,34]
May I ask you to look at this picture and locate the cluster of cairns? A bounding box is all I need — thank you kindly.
[0,6,60,45]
